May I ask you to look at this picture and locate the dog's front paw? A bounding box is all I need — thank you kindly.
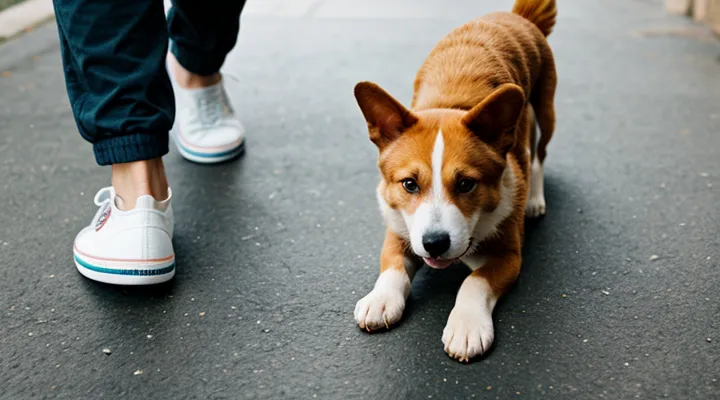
[354,269,410,332]
[354,289,405,332]
[442,304,494,363]
[526,159,546,218]
[525,195,546,218]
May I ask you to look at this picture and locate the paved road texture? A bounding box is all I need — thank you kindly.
[1,0,719,398]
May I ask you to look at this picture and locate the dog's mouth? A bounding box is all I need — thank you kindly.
[422,239,474,270]
[423,257,457,269]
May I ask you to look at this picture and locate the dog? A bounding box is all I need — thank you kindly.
[352,0,557,362]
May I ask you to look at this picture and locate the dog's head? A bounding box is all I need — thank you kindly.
[354,82,524,268]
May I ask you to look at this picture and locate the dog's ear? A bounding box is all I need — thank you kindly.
[354,82,418,149]
[462,84,525,154]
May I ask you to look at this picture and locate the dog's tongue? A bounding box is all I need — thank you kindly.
[424,257,455,269]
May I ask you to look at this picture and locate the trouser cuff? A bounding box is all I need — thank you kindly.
[93,133,169,165]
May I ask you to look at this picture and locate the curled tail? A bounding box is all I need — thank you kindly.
[512,0,557,37]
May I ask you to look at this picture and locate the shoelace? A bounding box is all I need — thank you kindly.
[89,187,115,226]
[93,187,114,207]
[198,97,219,126]
[197,84,234,127]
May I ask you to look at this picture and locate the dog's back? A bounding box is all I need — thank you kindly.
[412,0,557,114]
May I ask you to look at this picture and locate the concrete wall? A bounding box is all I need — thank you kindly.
[667,0,720,34]
[710,0,720,33]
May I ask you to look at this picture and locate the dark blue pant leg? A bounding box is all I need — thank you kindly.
[53,0,173,165]
[168,0,247,76]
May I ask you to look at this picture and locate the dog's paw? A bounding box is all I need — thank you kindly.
[354,269,410,332]
[442,304,494,363]
[525,195,546,218]
[354,288,406,332]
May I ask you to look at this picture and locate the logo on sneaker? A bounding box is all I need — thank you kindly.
[95,203,111,231]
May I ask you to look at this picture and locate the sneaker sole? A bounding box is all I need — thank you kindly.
[74,253,175,285]
[172,132,245,164]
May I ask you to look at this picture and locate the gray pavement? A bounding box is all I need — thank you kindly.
[1,0,719,398]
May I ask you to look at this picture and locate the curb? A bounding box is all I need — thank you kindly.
[0,19,58,72]
[0,0,55,41]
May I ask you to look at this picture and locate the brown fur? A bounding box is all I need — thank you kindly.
[353,0,558,362]
[513,0,557,37]
[356,1,557,276]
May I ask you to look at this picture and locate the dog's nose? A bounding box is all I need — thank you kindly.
[422,231,451,258]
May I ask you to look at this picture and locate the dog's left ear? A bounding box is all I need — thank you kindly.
[462,84,525,154]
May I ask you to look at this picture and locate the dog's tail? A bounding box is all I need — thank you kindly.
[512,0,557,37]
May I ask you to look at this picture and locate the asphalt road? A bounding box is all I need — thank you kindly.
[1,0,719,398]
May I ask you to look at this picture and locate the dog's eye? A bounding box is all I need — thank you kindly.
[402,178,420,193]
[456,178,477,194]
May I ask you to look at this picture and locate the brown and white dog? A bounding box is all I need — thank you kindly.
[353,0,557,362]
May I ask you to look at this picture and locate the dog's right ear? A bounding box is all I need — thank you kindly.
[462,84,525,155]
[354,82,418,149]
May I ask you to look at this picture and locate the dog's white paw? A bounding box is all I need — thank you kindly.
[526,157,546,218]
[354,289,405,331]
[442,299,495,362]
[525,195,546,218]
[354,269,410,332]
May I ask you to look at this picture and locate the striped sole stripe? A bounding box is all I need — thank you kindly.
[74,255,175,276]
[176,139,245,159]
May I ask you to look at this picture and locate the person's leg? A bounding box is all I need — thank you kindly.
[165,0,248,164]
[167,0,246,80]
[54,0,175,284]
[54,0,173,206]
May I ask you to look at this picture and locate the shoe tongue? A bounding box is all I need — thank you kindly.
[134,195,157,210]
[188,81,223,97]
[112,193,170,211]
[114,195,126,210]
[134,195,170,212]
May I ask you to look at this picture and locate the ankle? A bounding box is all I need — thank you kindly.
[111,158,169,210]
[168,52,221,89]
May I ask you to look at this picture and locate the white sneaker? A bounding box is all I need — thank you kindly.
[171,77,245,164]
[72,187,175,285]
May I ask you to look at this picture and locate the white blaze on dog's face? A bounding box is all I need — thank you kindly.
[355,82,524,269]
[399,129,477,267]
